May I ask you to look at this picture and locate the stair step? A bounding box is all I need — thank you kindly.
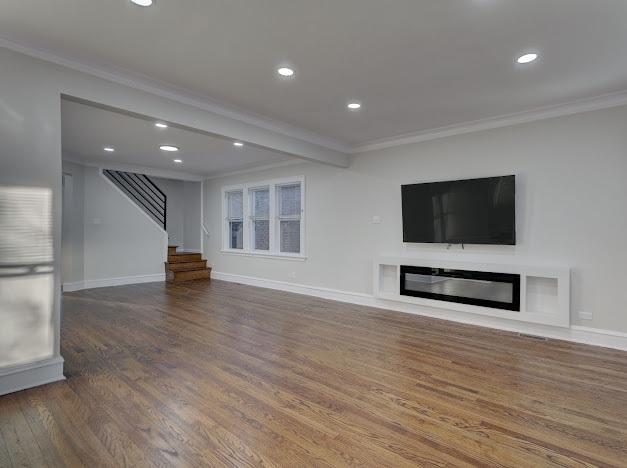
[168,252,202,263]
[167,268,211,283]
[165,260,207,272]
[167,245,178,255]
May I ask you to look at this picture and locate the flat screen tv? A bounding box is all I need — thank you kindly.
[402,175,516,245]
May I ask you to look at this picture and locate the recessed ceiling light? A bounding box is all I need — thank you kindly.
[516,53,538,64]
[233,141,244,147]
[277,67,295,77]
[131,0,153,6]
[347,101,362,110]
[104,147,115,152]
[159,145,179,152]
[155,122,168,128]
[173,159,183,164]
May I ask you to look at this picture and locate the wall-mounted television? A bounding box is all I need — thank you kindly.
[401,175,516,245]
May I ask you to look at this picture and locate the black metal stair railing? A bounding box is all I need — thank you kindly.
[103,169,167,230]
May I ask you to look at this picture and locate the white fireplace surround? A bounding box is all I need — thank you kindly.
[374,256,570,328]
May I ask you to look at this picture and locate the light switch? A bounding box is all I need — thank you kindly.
[372,216,381,224]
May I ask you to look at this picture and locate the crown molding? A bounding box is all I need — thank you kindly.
[0,36,351,154]
[62,153,204,181]
[352,89,627,153]
[204,159,306,180]
[5,36,627,158]
[63,151,303,181]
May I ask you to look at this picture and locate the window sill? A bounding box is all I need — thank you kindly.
[220,250,307,262]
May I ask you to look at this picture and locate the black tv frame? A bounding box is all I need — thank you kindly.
[401,175,516,246]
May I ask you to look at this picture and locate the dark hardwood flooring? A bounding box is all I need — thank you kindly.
[1,279,626,467]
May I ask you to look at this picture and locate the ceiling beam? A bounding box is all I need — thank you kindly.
[1,38,351,168]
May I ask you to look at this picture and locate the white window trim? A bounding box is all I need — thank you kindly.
[249,185,271,254]
[221,176,306,260]
[224,188,244,251]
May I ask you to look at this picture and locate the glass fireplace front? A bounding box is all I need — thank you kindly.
[400,266,520,311]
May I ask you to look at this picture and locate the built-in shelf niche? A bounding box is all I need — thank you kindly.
[524,276,559,315]
[373,257,570,328]
[379,264,399,295]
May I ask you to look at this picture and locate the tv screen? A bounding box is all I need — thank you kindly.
[402,175,515,245]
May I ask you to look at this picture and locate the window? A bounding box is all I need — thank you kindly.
[277,184,301,254]
[225,189,243,249]
[250,187,270,251]
[222,177,304,258]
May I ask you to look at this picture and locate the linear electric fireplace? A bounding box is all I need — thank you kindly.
[400,265,520,311]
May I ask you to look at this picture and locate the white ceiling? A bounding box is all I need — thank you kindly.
[4,1,627,147]
[61,99,295,178]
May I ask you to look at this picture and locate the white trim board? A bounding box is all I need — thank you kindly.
[0,36,350,154]
[352,89,627,153]
[0,357,65,396]
[63,273,165,292]
[205,159,306,180]
[63,154,204,182]
[3,36,627,158]
[212,271,627,352]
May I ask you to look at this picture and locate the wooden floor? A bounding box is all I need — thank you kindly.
[1,280,626,467]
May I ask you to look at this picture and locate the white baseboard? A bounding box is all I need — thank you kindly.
[63,273,165,292]
[213,271,627,352]
[0,356,65,396]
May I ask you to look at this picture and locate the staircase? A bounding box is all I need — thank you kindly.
[103,169,167,230]
[165,246,212,283]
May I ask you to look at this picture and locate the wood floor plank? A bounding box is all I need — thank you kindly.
[0,394,49,467]
[1,279,626,467]
[0,423,15,468]
[94,288,624,462]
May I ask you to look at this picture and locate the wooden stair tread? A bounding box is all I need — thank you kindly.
[168,253,203,263]
[166,267,211,283]
[165,260,207,272]
[165,246,211,283]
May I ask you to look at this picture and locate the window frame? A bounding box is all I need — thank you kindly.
[248,185,271,254]
[221,176,305,260]
[224,188,244,251]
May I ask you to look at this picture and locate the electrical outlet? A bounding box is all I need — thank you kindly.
[372,216,381,224]
[579,311,593,320]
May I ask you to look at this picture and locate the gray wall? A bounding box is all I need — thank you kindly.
[61,161,85,285]
[60,163,168,286]
[0,48,62,367]
[151,177,201,251]
[83,166,166,281]
[1,46,260,373]
[204,104,627,334]
[152,177,185,247]
[60,167,200,287]
[183,181,202,252]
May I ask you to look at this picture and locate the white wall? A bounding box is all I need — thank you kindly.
[82,167,167,282]
[152,177,185,247]
[61,166,202,287]
[183,181,202,252]
[204,104,627,334]
[0,49,62,369]
[61,161,85,284]
[150,177,201,251]
[0,44,342,391]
